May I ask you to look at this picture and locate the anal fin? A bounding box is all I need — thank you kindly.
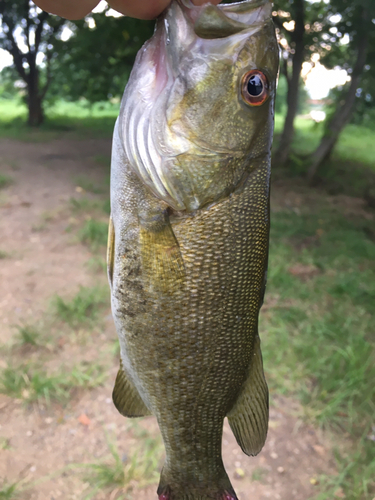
[112,361,151,418]
[227,335,268,456]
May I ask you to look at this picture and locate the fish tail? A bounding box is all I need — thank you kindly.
[157,467,238,500]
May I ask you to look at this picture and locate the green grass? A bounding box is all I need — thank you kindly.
[251,467,268,483]
[74,176,106,195]
[15,325,40,347]
[79,426,163,498]
[52,285,109,327]
[274,115,375,170]
[0,438,10,450]
[0,481,19,499]
[0,362,106,405]
[78,219,108,250]
[0,99,118,141]
[86,255,107,274]
[69,197,101,213]
[0,174,13,189]
[273,115,375,202]
[261,203,375,499]
[0,250,10,259]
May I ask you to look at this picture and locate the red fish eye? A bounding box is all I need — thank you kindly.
[241,70,269,106]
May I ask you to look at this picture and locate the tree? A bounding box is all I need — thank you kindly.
[0,0,66,126]
[272,0,330,167]
[50,11,154,104]
[307,0,375,182]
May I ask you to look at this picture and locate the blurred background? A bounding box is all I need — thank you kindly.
[0,1,374,499]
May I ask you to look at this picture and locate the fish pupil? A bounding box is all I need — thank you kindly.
[247,75,263,96]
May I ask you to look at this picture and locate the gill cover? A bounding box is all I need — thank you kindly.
[118,0,274,211]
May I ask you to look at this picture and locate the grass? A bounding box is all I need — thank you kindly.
[78,425,163,498]
[15,325,40,347]
[69,196,102,213]
[261,202,375,499]
[0,481,19,499]
[0,99,118,141]
[251,467,268,483]
[74,176,106,195]
[0,438,11,450]
[52,285,109,327]
[0,174,13,189]
[78,219,108,250]
[0,362,106,405]
[0,250,10,259]
[86,255,107,274]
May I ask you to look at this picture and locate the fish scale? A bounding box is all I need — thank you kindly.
[108,0,278,498]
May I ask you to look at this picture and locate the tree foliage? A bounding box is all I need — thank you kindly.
[49,11,154,103]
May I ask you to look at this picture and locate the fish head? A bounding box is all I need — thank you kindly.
[119,0,279,212]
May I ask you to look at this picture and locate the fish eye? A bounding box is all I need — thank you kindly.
[241,70,269,107]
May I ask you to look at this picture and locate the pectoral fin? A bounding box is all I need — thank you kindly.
[112,361,151,418]
[107,215,115,288]
[227,335,268,456]
[139,212,185,293]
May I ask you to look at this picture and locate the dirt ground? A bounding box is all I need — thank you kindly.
[0,137,337,500]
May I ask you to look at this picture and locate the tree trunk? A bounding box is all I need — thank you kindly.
[27,61,44,127]
[27,91,44,127]
[274,0,305,167]
[307,9,369,183]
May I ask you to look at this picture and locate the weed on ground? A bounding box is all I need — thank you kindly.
[86,255,107,274]
[69,197,102,213]
[77,426,163,498]
[52,285,109,327]
[0,174,13,190]
[0,362,106,406]
[78,219,108,250]
[15,324,41,347]
[74,176,105,195]
[0,481,20,499]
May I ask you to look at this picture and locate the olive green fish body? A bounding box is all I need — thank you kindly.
[108,1,278,498]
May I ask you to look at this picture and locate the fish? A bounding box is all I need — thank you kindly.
[107,0,278,499]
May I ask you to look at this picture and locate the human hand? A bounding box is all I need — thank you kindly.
[32,0,222,20]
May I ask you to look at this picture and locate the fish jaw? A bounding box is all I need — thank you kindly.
[118,0,278,212]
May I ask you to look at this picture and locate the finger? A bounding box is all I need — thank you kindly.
[32,0,100,20]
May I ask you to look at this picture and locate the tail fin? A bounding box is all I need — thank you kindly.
[157,468,238,500]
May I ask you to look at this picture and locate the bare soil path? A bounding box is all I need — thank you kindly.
[0,137,336,500]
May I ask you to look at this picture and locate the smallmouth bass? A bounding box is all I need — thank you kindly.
[107,1,278,499]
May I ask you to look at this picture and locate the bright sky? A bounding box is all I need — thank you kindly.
[302,57,350,100]
[0,1,350,100]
